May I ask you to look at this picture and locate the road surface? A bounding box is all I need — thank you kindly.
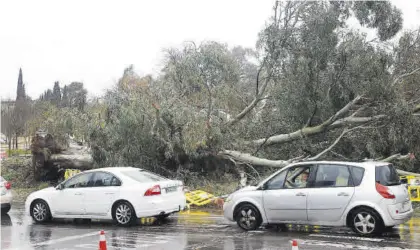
[1,203,420,249]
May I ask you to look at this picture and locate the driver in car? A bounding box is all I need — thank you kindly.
[297,172,309,188]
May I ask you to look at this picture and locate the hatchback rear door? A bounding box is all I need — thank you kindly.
[375,164,410,211]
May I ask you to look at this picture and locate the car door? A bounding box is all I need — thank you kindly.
[262,165,314,223]
[53,172,94,216]
[306,164,355,223]
[84,171,121,216]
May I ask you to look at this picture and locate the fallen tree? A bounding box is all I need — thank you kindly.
[31,131,93,181]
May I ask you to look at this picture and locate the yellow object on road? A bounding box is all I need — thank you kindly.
[408,186,420,202]
[185,190,215,206]
[64,169,81,180]
[400,175,420,202]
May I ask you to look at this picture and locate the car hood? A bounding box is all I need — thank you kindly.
[236,185,258,192]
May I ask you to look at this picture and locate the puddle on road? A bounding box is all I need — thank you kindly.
[3,208,420,250]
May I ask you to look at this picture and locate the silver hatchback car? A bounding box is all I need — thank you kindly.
[223,161,413,236]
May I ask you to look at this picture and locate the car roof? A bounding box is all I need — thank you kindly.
[83,166,143,174]
[287,160,391,168]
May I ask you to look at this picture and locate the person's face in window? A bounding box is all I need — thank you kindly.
[301,172,309,182]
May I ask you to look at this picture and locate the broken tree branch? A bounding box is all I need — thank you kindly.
[248,95,369,147]
[305,125,376,161]
[305,129,349,161]
[220,150,290,168]
[392,67,420,86]
[224,64,271,127]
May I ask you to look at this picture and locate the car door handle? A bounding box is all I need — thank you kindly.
[337,192,349,196]
[74,192,82,195]
[296,192,306,197]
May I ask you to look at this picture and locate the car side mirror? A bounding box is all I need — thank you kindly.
[56,184,64,190]
[258,183,268,190]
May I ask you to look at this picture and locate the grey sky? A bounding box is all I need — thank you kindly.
[0,0,419,100]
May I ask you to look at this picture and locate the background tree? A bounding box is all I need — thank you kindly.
[51,81,62,107]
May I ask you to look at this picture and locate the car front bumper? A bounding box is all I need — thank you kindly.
[223,199,235,222]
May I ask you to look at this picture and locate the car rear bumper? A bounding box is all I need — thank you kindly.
[134,194,187,218]
[383,207,413,226]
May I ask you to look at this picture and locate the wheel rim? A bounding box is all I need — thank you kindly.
[116,204,132,224]
[33,203,47,221]
[238,207,257,230]
[354,212,376,234]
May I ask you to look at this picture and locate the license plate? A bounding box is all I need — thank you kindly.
[165,186,177,193]
[402,201,411,212]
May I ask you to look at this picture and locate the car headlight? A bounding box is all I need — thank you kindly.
[225,194,234,203]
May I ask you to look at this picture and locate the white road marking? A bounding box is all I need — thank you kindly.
[110,236,168,244]
[30,231,99,247]
[6,231,100,250]
[309,233,384,242]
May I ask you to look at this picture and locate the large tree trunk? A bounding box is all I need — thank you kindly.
[31,133,93,181]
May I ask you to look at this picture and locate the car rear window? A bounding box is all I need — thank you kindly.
[375,164,400,186]
[120,169,167,183]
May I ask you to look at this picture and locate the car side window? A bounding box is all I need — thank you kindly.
[314,164,352,188]
[349,166,364,186]
[90,172,121,187]
[284,166,312,189]
[64,173,93,189]
[265,170,287,190]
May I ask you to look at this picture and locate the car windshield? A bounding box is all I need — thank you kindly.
[120,169,167,183]
[375,164,401,186]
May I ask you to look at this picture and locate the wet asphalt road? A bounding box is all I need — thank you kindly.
[2,203,420,250]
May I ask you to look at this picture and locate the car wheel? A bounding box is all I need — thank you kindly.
[30,200,52,223]
[113,201,137,226]
[350,207,383,236]
[235,204,262,231]
[1,204,11,214]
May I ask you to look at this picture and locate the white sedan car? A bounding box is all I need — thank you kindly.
[25,167,187,226]
[1,176,13,214]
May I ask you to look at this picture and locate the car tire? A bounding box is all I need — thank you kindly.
[113,201,137,226]
[235,203,262,231]
[350,207,384,236]
[30,200,52,223]
[1,204,11,214]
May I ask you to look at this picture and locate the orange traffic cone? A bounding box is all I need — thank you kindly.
[291,239,298,250]
[99,230,107,250]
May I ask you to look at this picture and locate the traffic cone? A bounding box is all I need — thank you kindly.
[291,239,298,250]
[99,230,107,250]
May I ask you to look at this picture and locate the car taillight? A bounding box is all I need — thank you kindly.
[144,185,161,196]
[376,182,395,199]
[4,181,11,190]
